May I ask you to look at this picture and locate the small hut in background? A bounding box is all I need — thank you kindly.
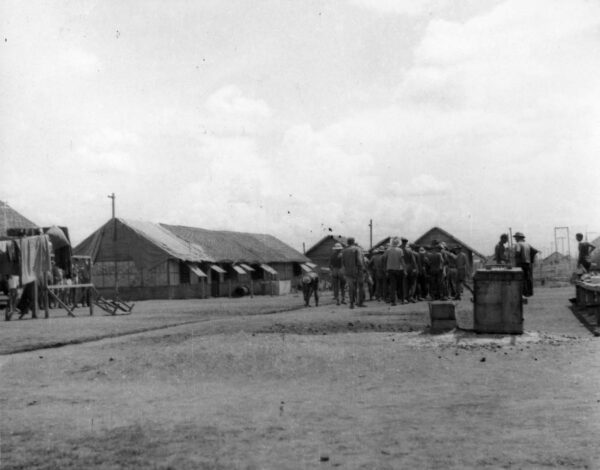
[371,227,486,271]
[0,201,38,236]
[414,227,487,269]
[304,235,349,270]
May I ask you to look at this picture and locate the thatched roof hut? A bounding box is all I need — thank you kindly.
[0,201,38,237]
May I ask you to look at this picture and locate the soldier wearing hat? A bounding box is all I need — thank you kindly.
[453,245,469,300]
[382,237,405,306]
[427,243,445,300]
[513,232,539,297]
[369,246,386,301]
[341,237,365,309]
[402,241,418,303]
[329,242,346,305]
[416,245,429,300]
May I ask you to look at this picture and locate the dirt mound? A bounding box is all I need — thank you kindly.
[256,320,420,335]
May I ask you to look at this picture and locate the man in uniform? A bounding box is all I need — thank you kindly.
[341,237,365,309]
[329,243,346,305]
[402,240,418,303]
[453,245,469,300]
[416,246,429,301]
[428,242,445,300]
[513,232,539,297]
[383,237,405,306]
[370,247,386,301]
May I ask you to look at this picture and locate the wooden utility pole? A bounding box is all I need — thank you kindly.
[369,219,373,249]
[108,193,117,292]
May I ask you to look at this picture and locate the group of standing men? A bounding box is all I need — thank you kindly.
[493,231,539,298]
[329,237,470,309]
[494,231,597,298]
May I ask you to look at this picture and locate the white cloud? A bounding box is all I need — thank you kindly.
[393,174,452,197]
[350,0,452,16]
[314,0,600,250]
[205,85,272,118]
[198,85,275,137]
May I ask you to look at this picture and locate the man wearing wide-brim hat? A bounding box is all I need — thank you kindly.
[329,242,346,306]
[383,237,406,306]
[512,232,539,297]
[341,237,365,309]
[369,245,386,302]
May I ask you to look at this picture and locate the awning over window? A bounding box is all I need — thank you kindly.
[187,262,207,278]
[305,262,317,269]
[232,265,246,274]
[240,263,254,271]
[210,264,227,274]
[300,263,313,273]
[260,264,278,275]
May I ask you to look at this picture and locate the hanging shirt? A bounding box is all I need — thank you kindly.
[19,235,51,284]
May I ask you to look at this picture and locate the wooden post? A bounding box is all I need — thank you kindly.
[89,286,94,316]
[43,272,49,319]
[33,280,39,319]
[228,280,231,298]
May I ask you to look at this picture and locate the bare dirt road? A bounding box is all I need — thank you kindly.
[1,287,599,469]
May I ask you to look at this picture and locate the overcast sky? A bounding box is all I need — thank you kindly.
[1,0,599,256]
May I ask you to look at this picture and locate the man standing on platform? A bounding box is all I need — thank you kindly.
[575,233,596,272]
[494,233,509,265]
[513,232,539,297]
[341,237,365,309]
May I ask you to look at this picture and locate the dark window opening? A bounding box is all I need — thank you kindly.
[179,261,190,284]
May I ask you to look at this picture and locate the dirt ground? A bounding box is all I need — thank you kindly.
[1,287,599,469]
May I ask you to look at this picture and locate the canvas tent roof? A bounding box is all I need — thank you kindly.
[74,219,309,268]
[0,201,38,237]
[162,224,309,264]
[73,218,212,269]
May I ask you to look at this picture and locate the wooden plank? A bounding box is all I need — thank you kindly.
[47,289,76,317]
[47,283,95,289]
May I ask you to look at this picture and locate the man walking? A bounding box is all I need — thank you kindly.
[341,237,365,309]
